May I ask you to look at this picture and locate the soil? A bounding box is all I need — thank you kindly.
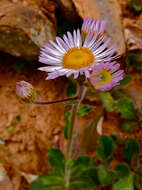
[0,52,67,189]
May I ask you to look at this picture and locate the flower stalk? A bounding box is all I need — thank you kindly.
[33,96,78,105]
[65,82,87,189]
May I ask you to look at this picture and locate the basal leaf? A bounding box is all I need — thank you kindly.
[70,157,98,188]
[29,172,64,190]
[70,156,94,177]
[96,135,115,161]
[122,138,140,162]
[129,0,142,12]
[114,163,130,178]
[117,98,137,119]
[112,174,134,190]
[122,121,136,132]
[135,174,142,190]
[70,176,95,188]
[98,165,115,186]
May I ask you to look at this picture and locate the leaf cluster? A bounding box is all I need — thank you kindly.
[29,135,142,190]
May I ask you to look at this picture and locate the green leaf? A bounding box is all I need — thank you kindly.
[66,83,77,97]
[64,111,71,139]
[110,134,117,142]
[129,0,142,12]
[122,138,140,162]
[77,105,94,116]
[125,52,142,72]
[62,99,77,107]
[70,157,98,188]
[48,149,65,175]
[70,156,95,177]
[96,135,115,161]
[114,163,130,178]
[16,115,21,121]
[117,98,137,119]
[122,121,136,132]
[70,176,95,188]
[120,76,132,86]
[111,89,125,99]
[136,165,142,175]
[112,174,134,190]
[135,174,142,190]
[98,165,115,186]
[29,172,64,190]
[100,92,115,112]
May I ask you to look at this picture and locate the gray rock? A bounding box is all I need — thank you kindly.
[0,1,56,60]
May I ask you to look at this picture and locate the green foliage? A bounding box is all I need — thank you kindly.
[70,156,95,177]
[122,138,140,162]
[96,135,115,161]
[98,165,115,186]
[29,172,65,190]
[126,52,142,72]
[64,111,71,139]
[135,174,142,190]
[77,105,94,116]
[63,99,77,107]
[114,163,130,178]
[122,121,136,132]
[120,76,132,86]
[69,156,98,188]
[111,89,126,100]
[16,115,21,121]
[48,149,65,175]
[66,83,77,97]
[136,165,142,175]
[112,173,134,190]
[14,63,24,73]
[129,0,142,12]
[70,176,95,189]
[100,92,115,112]
[117,98,137,119]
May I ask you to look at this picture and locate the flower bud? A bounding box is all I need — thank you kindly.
[16,81,36,103]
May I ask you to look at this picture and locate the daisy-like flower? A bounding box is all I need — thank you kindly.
[81,18,106,36]
[90,62,124,91]
[39,20,119,80]
[16,81,36,102]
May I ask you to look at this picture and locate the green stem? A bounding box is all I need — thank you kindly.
[65,83,87,189]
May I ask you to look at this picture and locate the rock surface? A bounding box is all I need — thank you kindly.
[0,1,56,60]
[123,14,142,50]
[56,0,81,24]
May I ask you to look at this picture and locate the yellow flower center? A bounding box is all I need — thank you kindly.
[92,69,112,87]
[63,47,94,70]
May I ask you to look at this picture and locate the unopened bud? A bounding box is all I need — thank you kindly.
[16,81,36,103]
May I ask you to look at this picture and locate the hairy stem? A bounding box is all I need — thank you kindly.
[33,96,78,105]
[65,83,87,189]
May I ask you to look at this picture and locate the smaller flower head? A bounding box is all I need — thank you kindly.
[81,18,106,37]
[90,62,124,91]
[16,81,36,102]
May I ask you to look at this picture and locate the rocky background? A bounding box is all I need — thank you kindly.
[0,0,142,189]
